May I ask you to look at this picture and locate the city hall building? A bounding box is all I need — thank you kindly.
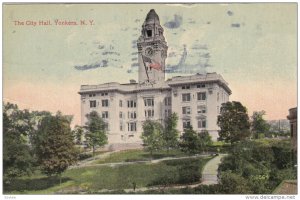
[79,9,231,147]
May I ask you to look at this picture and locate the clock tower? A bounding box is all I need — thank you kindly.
[137,9,168,84]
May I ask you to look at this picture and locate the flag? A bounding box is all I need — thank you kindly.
[142,55,161,71]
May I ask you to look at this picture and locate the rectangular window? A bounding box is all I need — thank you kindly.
[102,111,109,119]
[197,84,206,88]
[101,92,108,96]
[119,112,123,119]
[120,123,123,131]
[127,100,137,108]
[183,120,191,129]
[102,99,109,107]
[144,98,154,107]
[145,109,154,118]
[104,122,109,131]
[182,93,191,102]
[119,100,122,107]
[182,85,190,90]
[89,93,96,97]
[128,111,137,119]
[182,106,191,115]
[164,97,171,106]
[197,105,206,114]
[128,122,137,131]
[90,100,96,108]
[165,109,171,118]
[198,119,206,128]
[197,92,206,101]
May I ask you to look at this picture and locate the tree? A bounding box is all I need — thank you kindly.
[198,130,213,153]
[251,111,270,139]
[217,101,251,144]
[33,112,78,180]
[163,113,180,152]
[179,126,201,154]
[85,111,108,157]
[141,120,164,156]
[72,125,84,145]
[3,103,34,183]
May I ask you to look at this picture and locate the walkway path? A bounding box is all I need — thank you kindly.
[70,151,117,169]
[201,154,227,185]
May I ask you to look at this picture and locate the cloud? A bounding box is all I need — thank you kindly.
[164,14,183,29]
[74,60,108,70]
[191,44,208,50]
[227,10,234,16]
[131,63,139,67]
[97,45,105,49]
[231,23,240,28]
[102,51,120,56]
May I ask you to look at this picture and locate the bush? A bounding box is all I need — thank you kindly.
[271,146,293,169]
[178,164,201,184]
[148,173,178,186]
[194,184,222,194]
[163,158,199,166]
[219,171,252,194]
[207,144,232,153]
[78,153,92,161]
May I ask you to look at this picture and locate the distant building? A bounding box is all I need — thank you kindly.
[79,9,231,147]
[287,107,297,152]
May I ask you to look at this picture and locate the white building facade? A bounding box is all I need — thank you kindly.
[79,9,231,147]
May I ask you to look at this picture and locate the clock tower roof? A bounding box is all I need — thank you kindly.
[145,9,160,22]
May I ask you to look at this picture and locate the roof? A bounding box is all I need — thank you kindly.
[145,9,159,22]
[78,73,232,95]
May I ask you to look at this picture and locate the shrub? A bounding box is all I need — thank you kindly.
[219,171,252,194]
[271,146,293,169]
[178,164,200,184]
[148,173,178,186]
[163,158,199,166]
[194,184,222,194]
[78,153,93,161]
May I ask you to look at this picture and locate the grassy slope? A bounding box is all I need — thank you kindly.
[5,156,212,194]
[94,149,187,164]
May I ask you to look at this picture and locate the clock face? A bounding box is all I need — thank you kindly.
[145,47,154,56]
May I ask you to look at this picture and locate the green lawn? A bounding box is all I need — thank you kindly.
[94,149,187,164]
[4,156,213,194]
